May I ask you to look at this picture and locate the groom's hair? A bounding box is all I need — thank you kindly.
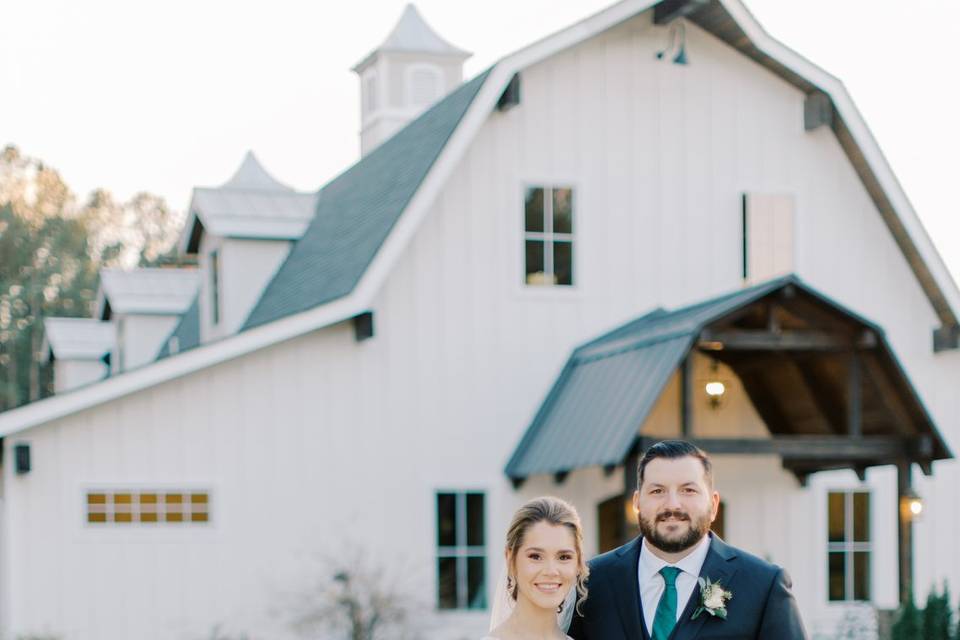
[636,440,713,490]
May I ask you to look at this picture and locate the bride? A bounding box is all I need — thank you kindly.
[483,497,589,640]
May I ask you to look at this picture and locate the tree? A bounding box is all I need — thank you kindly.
[289,550,427,640]
[892,597,922,640]
[923,583,952,640]
[0,144,183,410]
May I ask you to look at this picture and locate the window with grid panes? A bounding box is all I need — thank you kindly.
[86,490,210,525]
[524,187,574,286]
[827,491,871,601]
[436,492,486,610]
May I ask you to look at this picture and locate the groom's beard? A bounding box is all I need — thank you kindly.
[638,508,711,553]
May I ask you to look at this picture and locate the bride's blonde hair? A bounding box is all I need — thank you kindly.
[505,496,589,614]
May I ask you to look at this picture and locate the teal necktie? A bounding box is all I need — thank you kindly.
[652,566,681,640]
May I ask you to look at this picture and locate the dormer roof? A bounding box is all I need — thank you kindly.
[353,4,471,73]
[181,152,319,252]
[96,268,201,318]
[41,318,115,362]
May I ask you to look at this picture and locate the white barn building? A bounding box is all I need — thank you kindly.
[2,1,959,639]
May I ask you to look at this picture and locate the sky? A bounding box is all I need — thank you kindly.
[2,0,958,280]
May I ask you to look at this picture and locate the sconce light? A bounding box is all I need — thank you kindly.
[655,21,689,66]
[704,360,727,409]
[900,489,924,521]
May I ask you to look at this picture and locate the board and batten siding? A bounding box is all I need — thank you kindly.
[3,10,960,640]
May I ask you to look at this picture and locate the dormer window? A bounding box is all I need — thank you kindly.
[210,250,221,325]
[524,186,574,286]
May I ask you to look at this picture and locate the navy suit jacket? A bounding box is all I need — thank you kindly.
[568,535,808,640]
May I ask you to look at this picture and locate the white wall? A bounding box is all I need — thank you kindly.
[54,360,109,393]
[4,10,960,640]
[115,314,180,372]
[199,235,292,343]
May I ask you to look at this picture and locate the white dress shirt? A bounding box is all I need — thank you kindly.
[638,533,712,636]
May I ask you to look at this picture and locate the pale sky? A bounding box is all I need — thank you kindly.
[2,0,958,281]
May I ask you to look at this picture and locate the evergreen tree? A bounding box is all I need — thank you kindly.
[925,583,951,640]
[892,597,922,640]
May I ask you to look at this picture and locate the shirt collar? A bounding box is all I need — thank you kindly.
[639,532,712,582]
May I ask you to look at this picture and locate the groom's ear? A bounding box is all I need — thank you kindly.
[709,491,720,521]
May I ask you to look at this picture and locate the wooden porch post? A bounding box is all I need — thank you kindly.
[897,460,913,605]
[623,450,639,545]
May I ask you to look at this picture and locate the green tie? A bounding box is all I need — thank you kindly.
[652,566,681,640]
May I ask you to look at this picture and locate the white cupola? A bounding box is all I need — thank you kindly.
[352,4,471,156]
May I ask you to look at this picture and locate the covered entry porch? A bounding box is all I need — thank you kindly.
[505,275,951,605]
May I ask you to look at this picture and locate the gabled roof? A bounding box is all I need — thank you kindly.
[181,152,318,251]
[4,0,959,437]
[96,268,201,318]
[244,68,491,330]
[41,318,115,361]
[353,4,471,72]
[505,275,952,481]
[156,295,200,360]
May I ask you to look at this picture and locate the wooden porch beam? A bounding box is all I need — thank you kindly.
[638,435,927,461]
[699,329,856,351]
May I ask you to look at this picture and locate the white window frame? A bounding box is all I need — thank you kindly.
[435,490,486,611]
[522,184,576,287]
[827,490,872,602]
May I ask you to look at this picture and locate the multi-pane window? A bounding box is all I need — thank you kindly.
[436,492,486,610]
[86,490,210,525]
[827,491,871,601]
[524,186,574,286]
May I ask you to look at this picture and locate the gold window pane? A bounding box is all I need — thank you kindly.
[165,494,183,504]
[190,493,208,504]
[165,512,184,523]
[853,493,870,542]
[140,512,158,523]
[114,512,133,523]
[88,512,108,523]
[828,492,845,542]
[191,512,209,523]
[139,493,158,504]
[87,493,107,505]
[113,493,132,505]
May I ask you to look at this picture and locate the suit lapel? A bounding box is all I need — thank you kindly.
[670,535,739,640]
[612,537,645,640]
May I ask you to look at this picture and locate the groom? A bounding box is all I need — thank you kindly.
[568,440,808,639]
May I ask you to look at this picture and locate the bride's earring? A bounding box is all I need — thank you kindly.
[506,575,514,595]
[557,601,564,614]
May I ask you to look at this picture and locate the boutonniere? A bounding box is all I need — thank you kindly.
[692,577,732,620]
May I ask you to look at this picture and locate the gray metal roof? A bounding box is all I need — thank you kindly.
[42,317,115,362]
[505,276,811,480]
[156,295,200,360]
[243,68,491,330]
[186,152,318,244]
[96,268,201,318]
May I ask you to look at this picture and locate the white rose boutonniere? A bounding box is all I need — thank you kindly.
[692,577,732,620]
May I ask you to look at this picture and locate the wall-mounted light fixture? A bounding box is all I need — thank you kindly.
[655,21,689,66]
[704,360,727,409]
[900,489,924,521]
